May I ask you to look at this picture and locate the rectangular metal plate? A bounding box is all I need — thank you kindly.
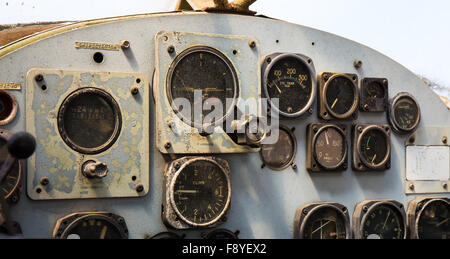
[405,126,450,194]
[74,41,120,51]
[26,69,149,200]
[154,31,261,154]
[0,82,21,90]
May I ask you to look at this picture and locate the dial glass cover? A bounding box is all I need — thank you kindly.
[266,56,313,115]
[359,128,388,166]
[393,96,419,131]
[302,206,348,239]
[260,127,296,170]
[58,88,121,154]
[0,135,20,200]
[417,200,450,239]
[168,47,237,127]
[362,204,405,239]
[313,126,346,169]
[172,160,230,225]
[325,76,356,115]
[64,215,126,239]
[366,81,385,99]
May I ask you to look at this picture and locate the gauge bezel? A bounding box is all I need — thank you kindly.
[262,53,317,118]
[169,157,232,228]
[0,129,23,204]
[165,46,239,130]
[259,125,297,171]
[388,92,421,134]
[294,202,350,239]
[355,125,391,170]
[53,212,129,239]
[407,197,450,239]
[0,90,18,126]
[312,124,348,171]
[57,87,122,154]
[359,78,388,112]
[353,200,407,239]
[318,73,359,120]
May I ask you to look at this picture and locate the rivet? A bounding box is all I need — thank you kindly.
[120,40,130,49]
[40,177,49,186]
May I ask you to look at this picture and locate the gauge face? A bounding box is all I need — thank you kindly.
[361,204,405,239]
[325,76,356,116]
[366,81,385,99]
[265,55,313,116]
[260,127,296,170]
[359,128,388,166]
[302,206,348,239]
[172,160,230,226]
[417,200,450,239]
[168,46,237,127]
[393,96,420,131]
[58,88,121,154]
[313,126,346,169]
[0,134,21,202]
[63,216,126,239]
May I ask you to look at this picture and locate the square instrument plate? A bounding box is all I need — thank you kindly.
[154,31,261,154]
[26,69,149,200]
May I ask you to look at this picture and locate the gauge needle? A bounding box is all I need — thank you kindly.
[331,98,338,109]
[311,220,332,235]
[100,225,107,239]
[325,131,330,145]
[371,154,377,164]
[382,210,390,230]
[436,218,449,227]
[274,82,282,94]
[175,190,199,194]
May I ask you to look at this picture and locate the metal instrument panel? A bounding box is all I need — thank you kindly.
[0,12,448,238]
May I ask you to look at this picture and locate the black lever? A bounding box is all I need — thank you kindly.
[0,132,36,183]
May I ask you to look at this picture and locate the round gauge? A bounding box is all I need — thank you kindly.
[416,199,450,239]
[0,90,18,125]
[360,203,406,239]
[357,126,390,169]
[300,204,349,239]
[170,158,231,227]
[167,46,238,129]
[324,75,358,118]
[313,125,347,170]
[54,213,128,239]
[263,54,316,117]
[260,126,297,171]
[389,93,421,133]
[366,81,385,99]
[0,130,22,204]
[57,87,122,154]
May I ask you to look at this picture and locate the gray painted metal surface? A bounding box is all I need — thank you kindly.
[0,12,448,238]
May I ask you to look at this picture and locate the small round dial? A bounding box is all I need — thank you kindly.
[167,46,238,128]
[171,159,231,226]
[57,87,122,154]
[417,200,450,239]
[260,126,296,170]
[325,75,357,117]
[264,54,315,117]
[361,204,405,239]
[393,96,420,131]
[358,127,390,168]
[313,125,346,169]
[302,206,348,239]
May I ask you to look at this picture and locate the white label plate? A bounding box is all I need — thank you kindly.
[406,146,450,181]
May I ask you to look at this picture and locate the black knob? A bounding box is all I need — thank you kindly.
[7,132,36,159]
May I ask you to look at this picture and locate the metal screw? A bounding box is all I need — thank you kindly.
[354,60,363,69]
[174,162,181,170]
[363,104,369,111]
[443,182,448,189]
[442,136,448,144]
[248,40,256,48]
[409,183,415,190]
[131,86,139,95]
[358,126,363,133]
[167,45,175,54]
[40,177,49,186]
[136,184,144,193]
[291,163,297,170]
[35,74,43,82]
[383,79,388,86]
[120,40,130,49]
[164,142,171,149]
[362,206,368,212]
[266,57,271,64]
[303,209,308,215]
[308,108,313,114]
[323,74,329,82]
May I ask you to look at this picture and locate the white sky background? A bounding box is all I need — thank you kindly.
[1,0,449,97]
